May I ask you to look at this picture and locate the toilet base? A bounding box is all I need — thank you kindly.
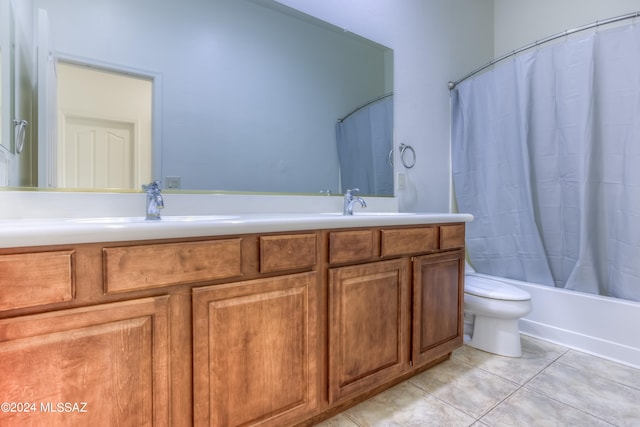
[467,315,523,357]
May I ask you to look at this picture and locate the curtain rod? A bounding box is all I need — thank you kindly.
[448,10,640,90]
[337,92,393,123]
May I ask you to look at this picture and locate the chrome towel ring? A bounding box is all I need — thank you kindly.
[14,119,28,154]
[399,143,416,169]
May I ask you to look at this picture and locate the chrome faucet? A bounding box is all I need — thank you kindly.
[143,180,164,220]
[343,188,367,215]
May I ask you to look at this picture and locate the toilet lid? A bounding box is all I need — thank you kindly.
[465,275,531,301]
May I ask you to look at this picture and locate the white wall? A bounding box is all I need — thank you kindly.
[276,0,494,211]
[494,0,640,55]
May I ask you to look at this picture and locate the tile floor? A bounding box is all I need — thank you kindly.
[316,336,640,426]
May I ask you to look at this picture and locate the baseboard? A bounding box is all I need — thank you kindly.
[519,319,640,370]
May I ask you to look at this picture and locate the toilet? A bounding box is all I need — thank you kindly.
[463,262,532,357]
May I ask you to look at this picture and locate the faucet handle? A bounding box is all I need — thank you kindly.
[143,180,162,192]
[346,188,360,195]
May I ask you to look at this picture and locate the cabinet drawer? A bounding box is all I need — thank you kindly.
[380,227,438,257]
[329,230,376,264]
[440,224,465,249]
[104,239,242,293]
[260,234,317,273]
[0,251,75,311]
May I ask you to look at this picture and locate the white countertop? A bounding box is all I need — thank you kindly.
[0,212,473,248]
[0,191,472,248]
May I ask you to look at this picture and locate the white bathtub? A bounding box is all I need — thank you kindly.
[469,272,640,369]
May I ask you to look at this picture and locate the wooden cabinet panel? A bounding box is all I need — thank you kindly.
[0,297,170,426]
[328,259,409,403]
[329,230,376,264]
[440,224,465,249]
[0,251,74,311]
[193,272,318,426]
[380,227,438,257]
[412,250,464,367]
[259,233,316,273]
[104,239,242,293]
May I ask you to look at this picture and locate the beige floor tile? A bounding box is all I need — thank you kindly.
[519,335,569,360]
[556,349,640,390]
[481,387,614,427]
[409,357,519,418]
[526,363,640,426]
[315,413,359,427]
[345,381,475,427]
[452,341,557,385]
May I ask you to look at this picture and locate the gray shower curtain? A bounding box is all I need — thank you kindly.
[452,23,640,302]
[336,95,393,196]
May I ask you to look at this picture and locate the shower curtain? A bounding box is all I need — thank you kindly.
[451,23,640,302]
[336,95,393,196]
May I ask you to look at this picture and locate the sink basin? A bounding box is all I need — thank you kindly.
[70,215,239,224]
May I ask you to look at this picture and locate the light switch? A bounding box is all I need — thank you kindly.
[397,173,406,191]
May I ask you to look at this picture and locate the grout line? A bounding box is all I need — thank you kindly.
[342,411,363,426]
[475,385,521,422]
[519,346,570,388]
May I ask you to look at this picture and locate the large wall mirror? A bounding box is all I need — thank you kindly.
[9,0,394,196]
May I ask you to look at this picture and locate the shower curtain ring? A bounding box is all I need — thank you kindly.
[13,119,28,154]
[399,143,416,169]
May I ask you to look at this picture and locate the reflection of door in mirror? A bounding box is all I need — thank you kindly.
[56,62,152,189]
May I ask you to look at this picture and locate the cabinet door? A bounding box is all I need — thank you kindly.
[0,297,170,427]
[193,272,318,427]
[412,250,464,367]
[328,258,410,404]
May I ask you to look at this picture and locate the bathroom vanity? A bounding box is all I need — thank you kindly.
[0,211,470,426]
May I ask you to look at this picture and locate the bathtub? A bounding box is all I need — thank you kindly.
[468,272,640,369]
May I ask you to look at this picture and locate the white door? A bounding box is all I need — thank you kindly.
[60,115,135,189]
[57,61,152,189]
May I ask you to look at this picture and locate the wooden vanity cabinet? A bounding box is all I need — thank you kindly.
[0,222,465,427]
[411,249,465,367]
[326,224,465,406]
[328,259,410,403]
[0,250,75,311]
[0,297,170,426]
[193,272,318,427]
[192,233,319,427]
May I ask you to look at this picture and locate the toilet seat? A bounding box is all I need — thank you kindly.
[465,275,530,301]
